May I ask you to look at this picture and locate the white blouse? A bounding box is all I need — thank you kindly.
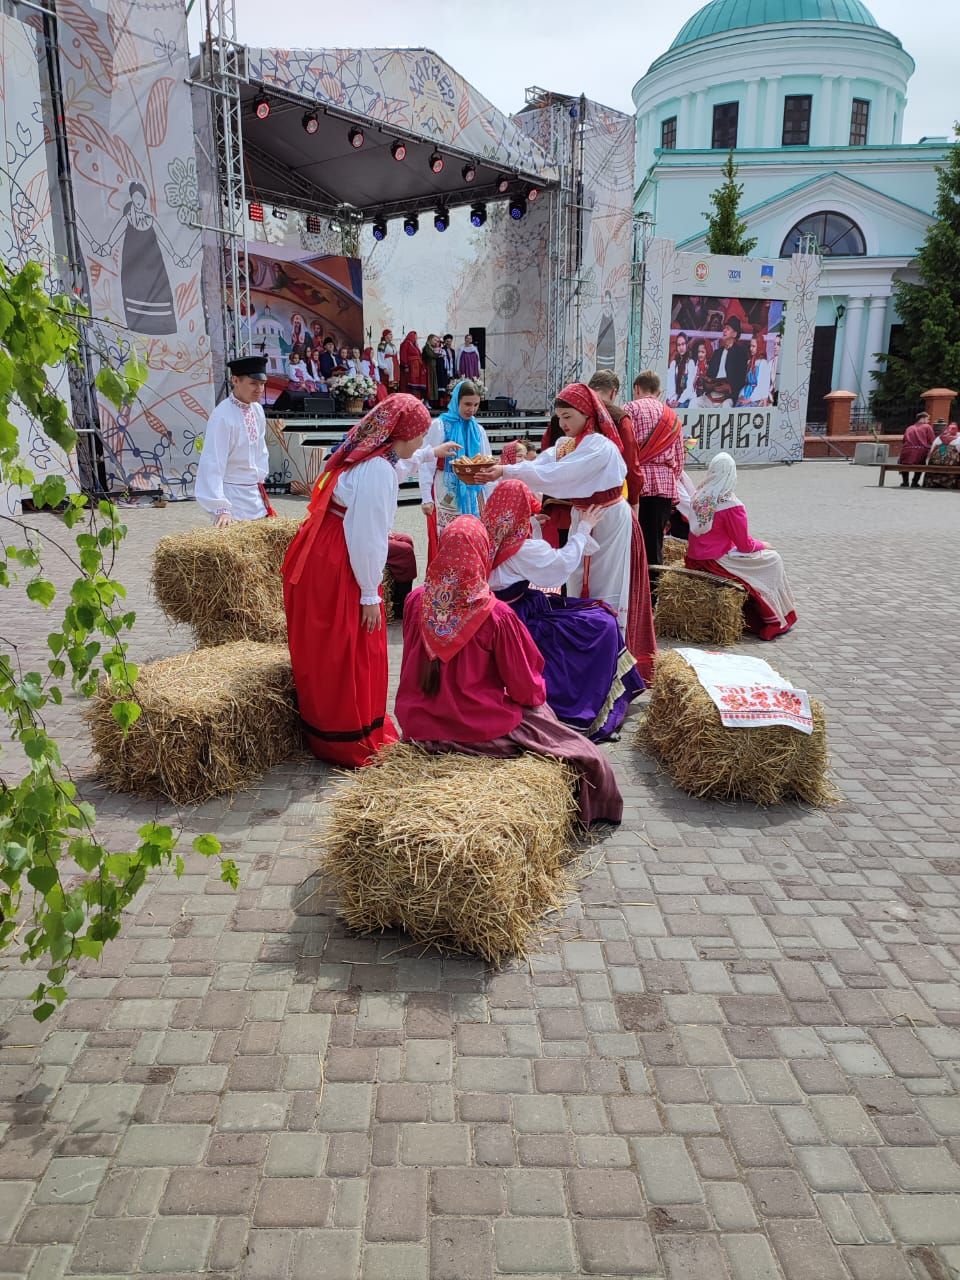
[489,528,599,591]
[195,396,270,520]
[503,432,626,499]
[335,446,433,605]
[418,417,494,503]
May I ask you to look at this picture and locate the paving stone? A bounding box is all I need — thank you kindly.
[720,1106,792,1166]
[567,1168,644,1216]
[576,1218,658,1274]
[722,1233,782,1280]
[881,1195,960,1244]
[810,1097,883,1146]
[400,1124,469,1166]
[218,1093,288,1132]
[160,1166,258,1215]
[115,1124,209,1167]
[430,1168,505,1215]
[365,1169,426,1242]
[252,1177,333,1227]
[795,1146,865,1192]
[289,1228,361,1280]
[880,1146,960,1192]
[494,1218,576,1274]
[141,1215,216,1274]
[264,1133,325,1177]
[429,1219,495,1280]
[34,1158,109,1205]
[505,1170,566,1217]
[0,1182,32,1242]
[840,1244,914,1280]
[660,1233,731,1279]
[746,1168,816,1218]
[360,1243,429,1280]
[768,1219,848,1280]
[706,1182,758,1231]
[70,1217,149,1273]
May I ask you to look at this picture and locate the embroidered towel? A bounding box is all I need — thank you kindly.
[675,647,814,734]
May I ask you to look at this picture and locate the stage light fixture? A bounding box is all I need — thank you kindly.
[248,201,264,223]
[429,150,444,174]
[271,207,287,220]
[306,213,323,234]
[496,174,510,194]
[527,185,540,203]
[302,110,320,135]
[470,202,487,228]
[348,126,364,149]
[509,195,527,221]
[253,93,270,121]
[434,206,450,232]
[372,217,388,241]
[391,139,407,161]
[403,214,419,236]
[462,162,477,184]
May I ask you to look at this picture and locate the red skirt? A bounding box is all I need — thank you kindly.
[685,556,797,641]
[625,510,657,684]
[282,514,398,766]
[386,532,417,583]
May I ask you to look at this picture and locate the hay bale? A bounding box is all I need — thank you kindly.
[662,537,687,565]
[654,566,745,646]
[637,649,836,807]
[88,641,301,803]
[320,745,577,963]
[152,517,302,647]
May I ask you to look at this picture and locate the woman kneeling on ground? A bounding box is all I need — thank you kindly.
[482,480,644,742]
[676,452,797,641]
[395,516,623,827]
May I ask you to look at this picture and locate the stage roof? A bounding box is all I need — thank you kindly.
[237,46,559,221]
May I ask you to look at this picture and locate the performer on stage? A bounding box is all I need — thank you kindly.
[378,330,400,389]
[195,355,276,525]
[395,516,623,827]
[473,383,656,683]
[483,481,644,741]
[677,453,797,640]
[419,380,494,562]
[282,395,460,767]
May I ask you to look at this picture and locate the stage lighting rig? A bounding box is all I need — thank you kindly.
[348,126,364,149]
[302,110,320,135]
[306,214,323,234]
[403,214,419,236]
[462,162,477,184]
[271,207,287,220]
[372,216,388,241]
[469,203,487,228]
[248,201,264,223]
[253,93,270,121]
[509,195,527,221]
[527,185,541,203]
[434,206,450,232]
[429,150,444,174]
[496,174,510,194]
[391,139,407,161]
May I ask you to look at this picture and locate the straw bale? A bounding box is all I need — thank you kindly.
[662,537,687,565]
[88,640,300,804]
[320,744,577,962]
[654,566,745,646]
[637,649,836,807]
[152,517,302,647]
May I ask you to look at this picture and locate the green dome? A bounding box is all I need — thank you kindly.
[670,0,878,49]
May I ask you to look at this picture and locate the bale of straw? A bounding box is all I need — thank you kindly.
[152,517,302,647]
[320,744,577,962]
[654,566,745,646]
[662,537,687,565]
[88,641,301,804]
[637,649,836,807]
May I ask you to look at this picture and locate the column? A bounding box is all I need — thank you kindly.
[693,92,707,148]
[834,77,849,145]
[678,93,694,149]
[838,297,867,401]
[761,78,782,147]
[862,295,889,395]
[744,79,760,147]
[814,77,834,146]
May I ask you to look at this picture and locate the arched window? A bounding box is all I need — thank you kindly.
[780,211,866,258]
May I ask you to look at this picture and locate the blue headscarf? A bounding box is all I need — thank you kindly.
[438,380,484,516]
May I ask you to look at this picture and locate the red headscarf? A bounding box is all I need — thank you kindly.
[482,480,541,570]
[420,516,495,663]
[556,383,624,454]
[499,441,524,465]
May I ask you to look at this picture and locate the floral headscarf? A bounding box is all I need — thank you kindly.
[556,382,624,454]
[481,480,541,570]
[420,516,496,662]
[689,452,741,534]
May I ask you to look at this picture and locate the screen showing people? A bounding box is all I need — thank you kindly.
[666,295,784,410]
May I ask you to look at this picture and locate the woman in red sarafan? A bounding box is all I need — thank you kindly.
[282,394,459,766]
[395,515,622,827]
[677,452,797,641]
[399,331,427,398]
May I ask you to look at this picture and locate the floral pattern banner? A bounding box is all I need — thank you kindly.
[55,0,214,494]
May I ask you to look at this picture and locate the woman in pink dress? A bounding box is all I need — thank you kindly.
[677,453,797,641]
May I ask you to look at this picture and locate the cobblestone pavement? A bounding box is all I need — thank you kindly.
[1,462,959,1279]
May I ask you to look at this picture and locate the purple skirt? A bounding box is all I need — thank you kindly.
[412,704,623,827]
[497,585,644,741]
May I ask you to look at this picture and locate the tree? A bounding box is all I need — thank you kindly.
[703,152,758,257]
[0,259,237,1021]
[871,127,960,416]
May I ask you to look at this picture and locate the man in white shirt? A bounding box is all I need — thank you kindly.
[195,355,274,526]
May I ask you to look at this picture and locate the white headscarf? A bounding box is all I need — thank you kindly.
[689,452,742,534]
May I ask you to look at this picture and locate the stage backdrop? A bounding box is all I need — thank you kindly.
[54,0,215,495]
[0,11,76,515]
[640,240,819,464]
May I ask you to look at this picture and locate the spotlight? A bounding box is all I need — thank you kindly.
[527,185,540,203]
[429,150,444,174]
[372,217,387,241]
[248,201,264,223]
[253,93,270,121]
[403,214,419,237]
[391,139,407,161]
[434,206,450,232]
[462,162,477,184]
[306,213,323,234]
[496,174,510,194]
[348,126,364,149]
[509,195,527,221]
[469,202,487,228]
[271,207,287,221]
[302,110,320,135]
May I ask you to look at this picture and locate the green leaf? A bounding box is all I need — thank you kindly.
[192,834,221,858]
[33,1002,56,1023]
[110,700,141,732]
[26,578,56,607]
[95,365,127,408]
[220,859,240,890]
[64,905,84,934]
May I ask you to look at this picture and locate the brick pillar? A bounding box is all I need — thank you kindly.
[921,387,957,425]
[824,391,856,436]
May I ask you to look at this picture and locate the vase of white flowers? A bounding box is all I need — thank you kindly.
[330,372,377,414]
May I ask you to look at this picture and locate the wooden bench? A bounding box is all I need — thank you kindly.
[878,463,959,487]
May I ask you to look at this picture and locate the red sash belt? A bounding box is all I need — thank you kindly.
[571,487,624,510]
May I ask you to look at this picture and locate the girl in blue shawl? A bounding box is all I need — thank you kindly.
[419,379,493,562]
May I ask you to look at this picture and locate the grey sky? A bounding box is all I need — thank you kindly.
[207,0,955,142]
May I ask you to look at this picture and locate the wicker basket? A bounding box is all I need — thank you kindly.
[343,396,363,415]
